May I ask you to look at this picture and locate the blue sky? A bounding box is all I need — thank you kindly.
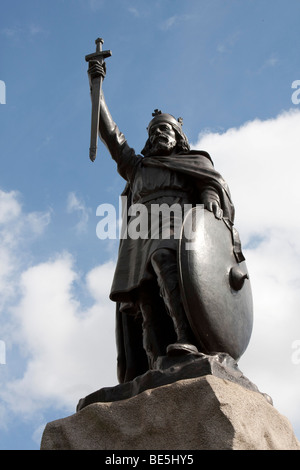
[1,0,300,450]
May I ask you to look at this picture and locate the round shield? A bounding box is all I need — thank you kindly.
[178,207,253,360]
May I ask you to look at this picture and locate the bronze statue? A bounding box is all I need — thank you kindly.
[86,40,253,386]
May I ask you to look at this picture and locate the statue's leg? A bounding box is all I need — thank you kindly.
[150,248,198,356]
[138,288,166,368]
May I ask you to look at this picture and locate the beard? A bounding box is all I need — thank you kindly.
[148,136,177,156]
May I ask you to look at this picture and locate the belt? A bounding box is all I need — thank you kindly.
[136,190,189,205]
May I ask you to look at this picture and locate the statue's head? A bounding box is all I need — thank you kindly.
[141,109,190,157]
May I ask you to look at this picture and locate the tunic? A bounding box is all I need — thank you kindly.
[109,142,228,305]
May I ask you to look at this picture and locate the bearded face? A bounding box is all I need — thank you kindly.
[148,122,177,156]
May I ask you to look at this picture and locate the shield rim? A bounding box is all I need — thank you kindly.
[178,207,253,359]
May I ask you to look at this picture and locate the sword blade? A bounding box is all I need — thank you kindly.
[86,37,111,162]
[89,75,102,162]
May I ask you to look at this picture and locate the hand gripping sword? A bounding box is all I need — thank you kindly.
[85,38,112,162]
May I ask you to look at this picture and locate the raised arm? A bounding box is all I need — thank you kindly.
[87,60,141,182]
[88,60,126,160]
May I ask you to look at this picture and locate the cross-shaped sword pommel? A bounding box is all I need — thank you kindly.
[85,38,112,162]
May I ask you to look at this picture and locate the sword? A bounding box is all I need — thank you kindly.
[85,38,112,162]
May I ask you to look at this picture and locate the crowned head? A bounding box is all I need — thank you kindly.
[141,109,190,157]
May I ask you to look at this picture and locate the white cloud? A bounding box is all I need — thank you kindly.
[28,24,45,36]
[0,190,21,224]
[1,26,23,38]
[159,14,193,31]
[2,255,117,417]
[0,189,51,307]
[67,191,90,233]
[1,24,46,39]
[128,6,140,17]
[192,108,300,435]
[259,55,279,73]
[86,0,105,12]
[265,56,279,67]
[0,186,117,434]
[160,15,177,31]
[0,187,117,445]
[193,109,300,242]
[217,31,240,54]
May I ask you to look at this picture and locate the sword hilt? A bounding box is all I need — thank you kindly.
[85,37,112,64]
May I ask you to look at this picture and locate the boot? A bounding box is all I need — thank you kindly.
[151,248,198,356]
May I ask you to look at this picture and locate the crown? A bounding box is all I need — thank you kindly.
[147,109,184,135]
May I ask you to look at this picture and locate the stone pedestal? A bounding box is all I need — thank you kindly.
[40,375,300,450]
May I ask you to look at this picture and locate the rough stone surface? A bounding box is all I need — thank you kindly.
[40,376,300,450]
[76,352,267,410]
